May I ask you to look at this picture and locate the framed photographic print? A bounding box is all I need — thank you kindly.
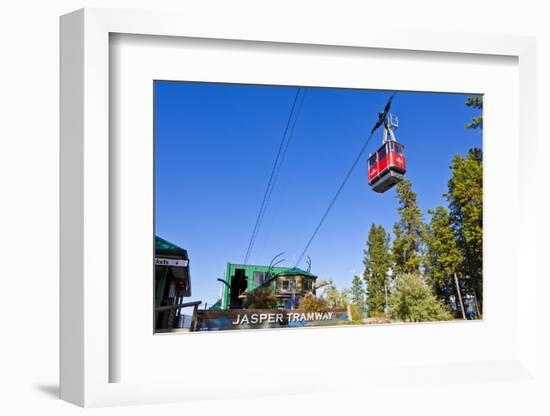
[60,7,539,408]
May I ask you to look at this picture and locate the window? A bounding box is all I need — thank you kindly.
[368,154,377,167]
[395,143,404,155]
[282,279,296,291]
[253,271,265,285]
[168,283,176,298]
[378,145,387,159]
[303,279,313,291]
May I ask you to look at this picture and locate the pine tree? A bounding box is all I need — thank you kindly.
[350,275,366,312]
[425,206,462,308]
[363,224,391,316]
[446,148,483,309]
[392,179,426,274]
[465,96,483,130]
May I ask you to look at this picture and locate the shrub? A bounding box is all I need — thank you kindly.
[299,293,329,312]
[245,287,278,309]
[349,303,364,323]
[388,273,453,322]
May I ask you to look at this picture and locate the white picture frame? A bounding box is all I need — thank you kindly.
[60,7,539,408]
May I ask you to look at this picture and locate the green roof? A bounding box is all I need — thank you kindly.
[275,267,317,278]
[155,236,188,257]
[256,267,317,293]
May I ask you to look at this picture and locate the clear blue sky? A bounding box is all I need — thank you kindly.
[154,81,482,306]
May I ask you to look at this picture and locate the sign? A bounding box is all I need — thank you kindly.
[155,257,188,267]
[194,309,349,331]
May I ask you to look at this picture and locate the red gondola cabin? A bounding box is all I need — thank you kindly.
[367,141,406,193]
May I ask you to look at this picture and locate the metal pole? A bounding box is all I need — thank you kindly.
[454,273,466,320]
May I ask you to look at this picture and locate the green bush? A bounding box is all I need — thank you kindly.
[349,303,364,323]
[299,293,329,312]
[388,273,453,322]
[245,287,278,309]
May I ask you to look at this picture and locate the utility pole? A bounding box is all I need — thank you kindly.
[454,273,466,320]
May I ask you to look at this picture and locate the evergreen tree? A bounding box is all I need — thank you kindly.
[363,224,391,316]
[465,96,483,130]
[350,275,366,312]
[388,273,452,322]
[446,148,483,309]
[425,206,462,308]
[392,179,426,274]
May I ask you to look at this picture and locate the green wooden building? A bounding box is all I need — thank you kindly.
[155,236,200,331]
[220,262,318,310]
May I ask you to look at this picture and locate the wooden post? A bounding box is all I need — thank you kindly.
[192,304,199,331]
[384,280,388,316]
[472,291,481,318]
[454,273,466,320]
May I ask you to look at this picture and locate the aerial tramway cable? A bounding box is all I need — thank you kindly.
[294,129,376,267]
[243,88,306,264]
[247,89,308,261]
[294,94,396,267]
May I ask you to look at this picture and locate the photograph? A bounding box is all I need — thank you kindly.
[153,81,483,333]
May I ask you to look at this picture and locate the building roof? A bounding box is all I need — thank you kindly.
[255,266,317,292]
[225,263,317,279]
[155,235,188,257]
[226,262,285,270]
[225,263,288,276]
[275,267,317,278]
